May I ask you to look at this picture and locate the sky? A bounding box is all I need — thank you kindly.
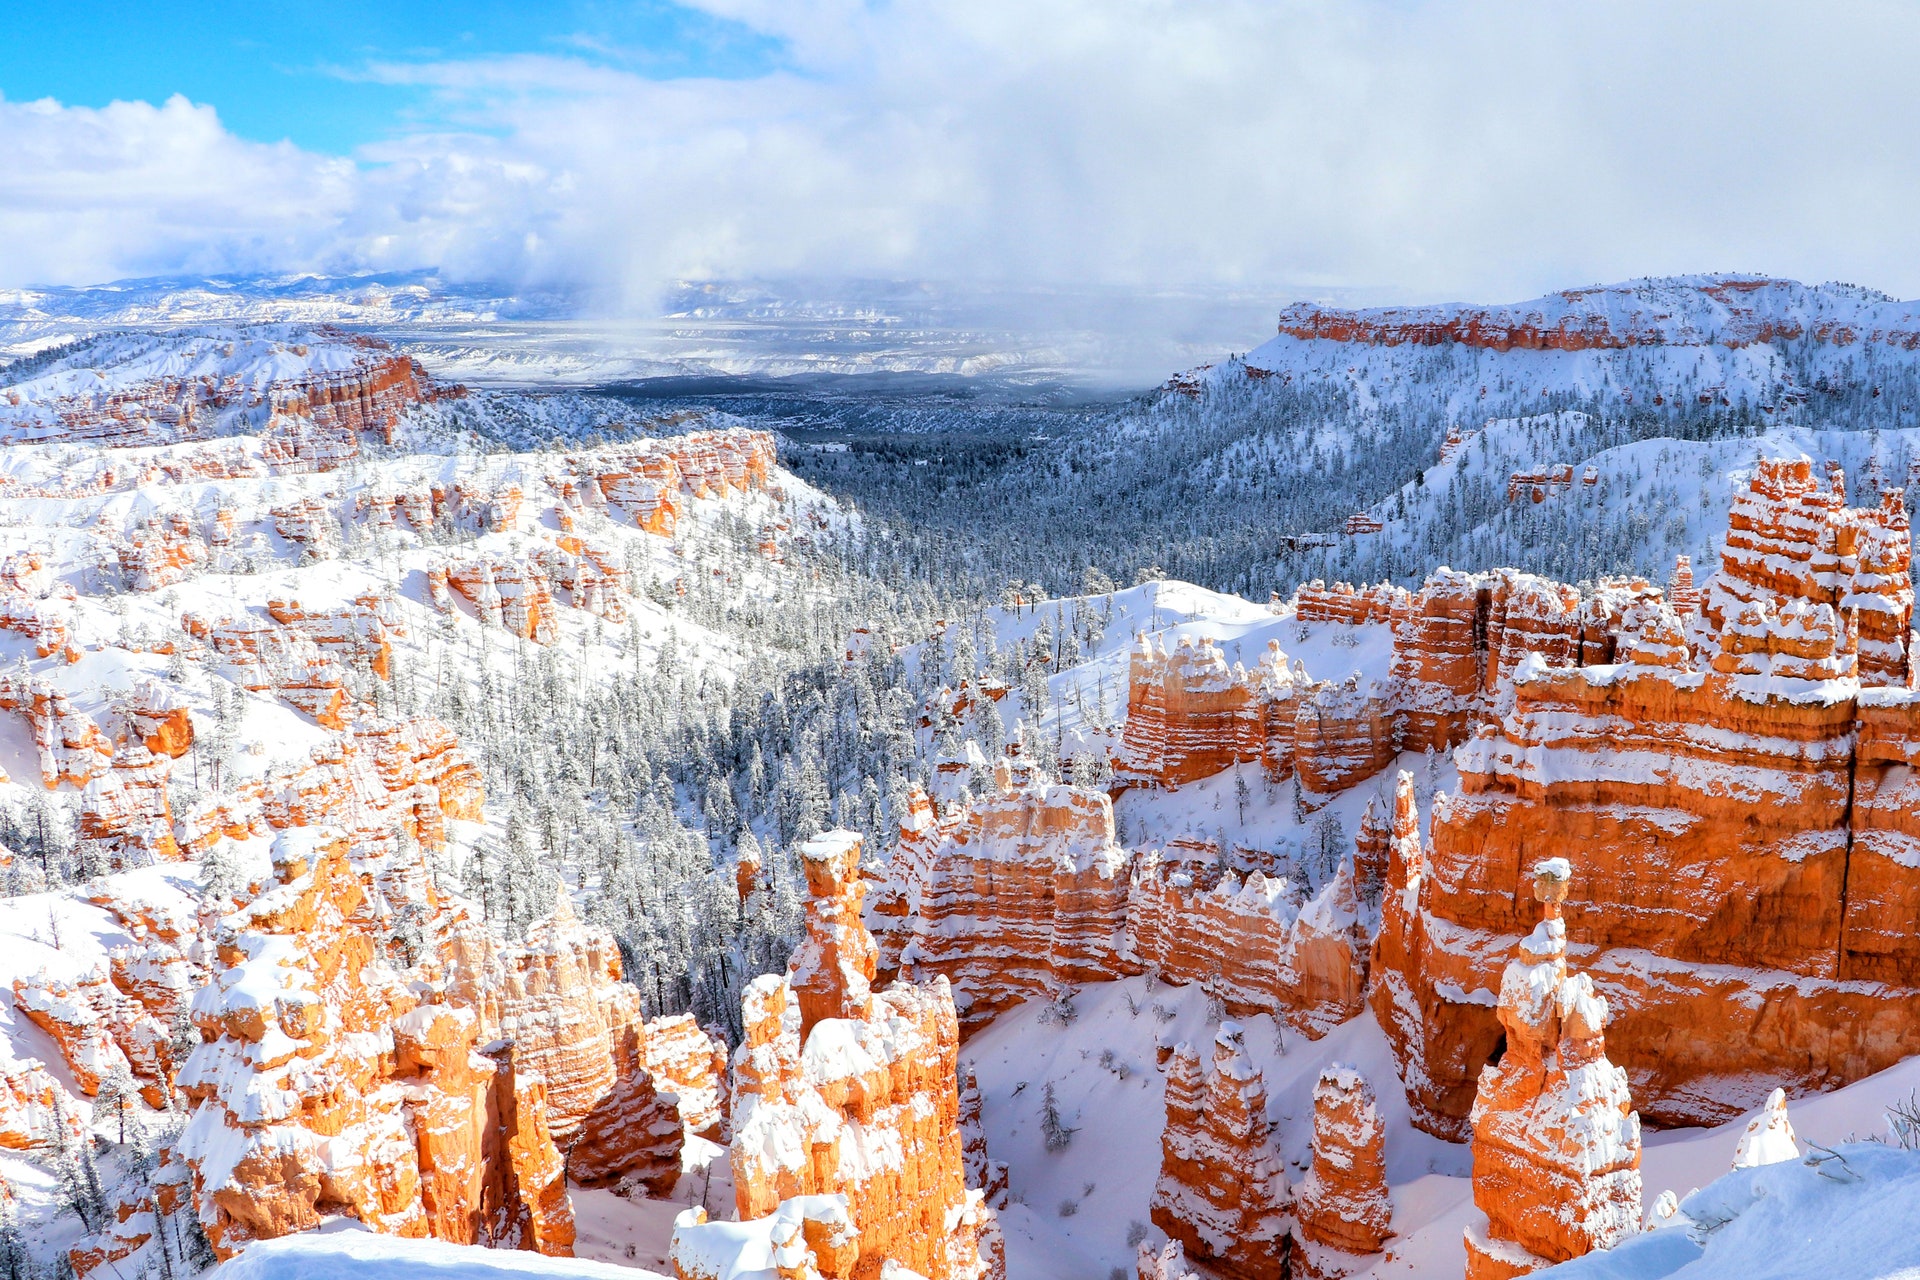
[5,1,1920,310]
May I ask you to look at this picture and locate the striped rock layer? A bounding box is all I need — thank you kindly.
[868,766,1373,1041]
[1150,1022,1291,1280]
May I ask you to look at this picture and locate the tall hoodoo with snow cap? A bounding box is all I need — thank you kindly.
[1462,857,1642,1279]
[1151,1020,1291,1280]
[713,828,1002,1280]
[1293,1064,1393,1280]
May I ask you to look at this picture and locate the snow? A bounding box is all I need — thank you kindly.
[209,1224,671,1280]
[962,965,1920,1280]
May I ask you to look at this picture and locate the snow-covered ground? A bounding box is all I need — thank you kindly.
[965,975,1920,1280]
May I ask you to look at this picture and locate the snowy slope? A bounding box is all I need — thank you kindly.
[966,976,1920,1280]
[208,1227,670,1280]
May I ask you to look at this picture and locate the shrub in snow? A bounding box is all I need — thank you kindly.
[1041,1081,1076,1152]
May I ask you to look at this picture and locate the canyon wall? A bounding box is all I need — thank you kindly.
[1377,464,1920,1132]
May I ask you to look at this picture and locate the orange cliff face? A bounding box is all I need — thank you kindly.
[1375,471,1920,1134]
[868,758,1134,1031]
[1462,861,1641,1279]
[1150,1022,1291,1280]
[868,753,1376,1042]
[1112,632,1394,800]
[710,828,1002,1280]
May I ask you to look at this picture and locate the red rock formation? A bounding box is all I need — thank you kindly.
[0,1052,74,1149]
[1124,855,1369,1039]
[1462,860,1641,1279]
[728,828,1001,1280]
[11,963,169,1102]
[867,765,1133,1031]
[185,610,351,728]
[1343,512,1384,535]
[0,675,111,787]
[1294,676,1398,802]
[1114,635,1307,790]
[175,830,576,1259]
[1294,580,1407,626]
[1268,277,1920,354]
[447,557,559,644]
[270,496,340,557]
[1667,555,1699,617]
[268,595,398,678]
[959,1064,1009,1209]
[1700,458,1913,686]
[1376,527,1920,1132]
[1151,1021,1290,1280]
[1506,464,1575,503]
[1292,1066,1392,1280]
[117,512,208,590]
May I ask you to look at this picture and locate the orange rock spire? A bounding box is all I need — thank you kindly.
[719,827,1002,1280]
[1150,1021,1291,1280]
[1293,1065,1393,1279]
[1462,859,1641,1279]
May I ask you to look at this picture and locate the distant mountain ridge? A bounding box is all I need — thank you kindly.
[1270,274,1920,352]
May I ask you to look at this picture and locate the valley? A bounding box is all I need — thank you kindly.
[0,273,1916,1280]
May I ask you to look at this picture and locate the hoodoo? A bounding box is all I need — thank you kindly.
[698,828,1003,1280]
[1292,1065,1393,1280]
[1461,859,1642,1279]
[1150,1022,1291,1280]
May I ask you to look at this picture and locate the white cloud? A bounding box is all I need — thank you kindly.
[7,0,1920,305]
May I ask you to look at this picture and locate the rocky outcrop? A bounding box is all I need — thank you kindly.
[1113,634,1279,789]
[1151,1022,1290,1280]
[727,829,1001,1280]
[174,830,577,1258]
[1462,860,1641,1279]
[1292,1066,1392,1280]
[1369,463,1920,1135]
[447,557,559,644]
[868,762,1133,1030]
[1294,676,1398,802]
[0,1051,75,1149]
[671,1195,859,1280]
[1700,458,1912,686]
[1294,580,1406,626]
[117,512,208,591]
[1124,855,1369,1039]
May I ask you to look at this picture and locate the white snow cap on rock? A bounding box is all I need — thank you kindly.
[1732,1087,1799,1169]
[1532,856,1572,882]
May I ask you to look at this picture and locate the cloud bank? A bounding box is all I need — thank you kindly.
[5,0,1920,307]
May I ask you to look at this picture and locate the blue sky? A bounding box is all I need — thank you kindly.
[0,0,785,153]
[3,3,1920,302]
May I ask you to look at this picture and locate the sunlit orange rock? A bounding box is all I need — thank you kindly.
[1292,1066,1392,1280]
[867,762,1132,1031]
[174,830,575,1259]
[1124,854,1369,1039]
[1151,1021,1290,1280]
[1462,860,1641,1279]
[728,828,1001,1280]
